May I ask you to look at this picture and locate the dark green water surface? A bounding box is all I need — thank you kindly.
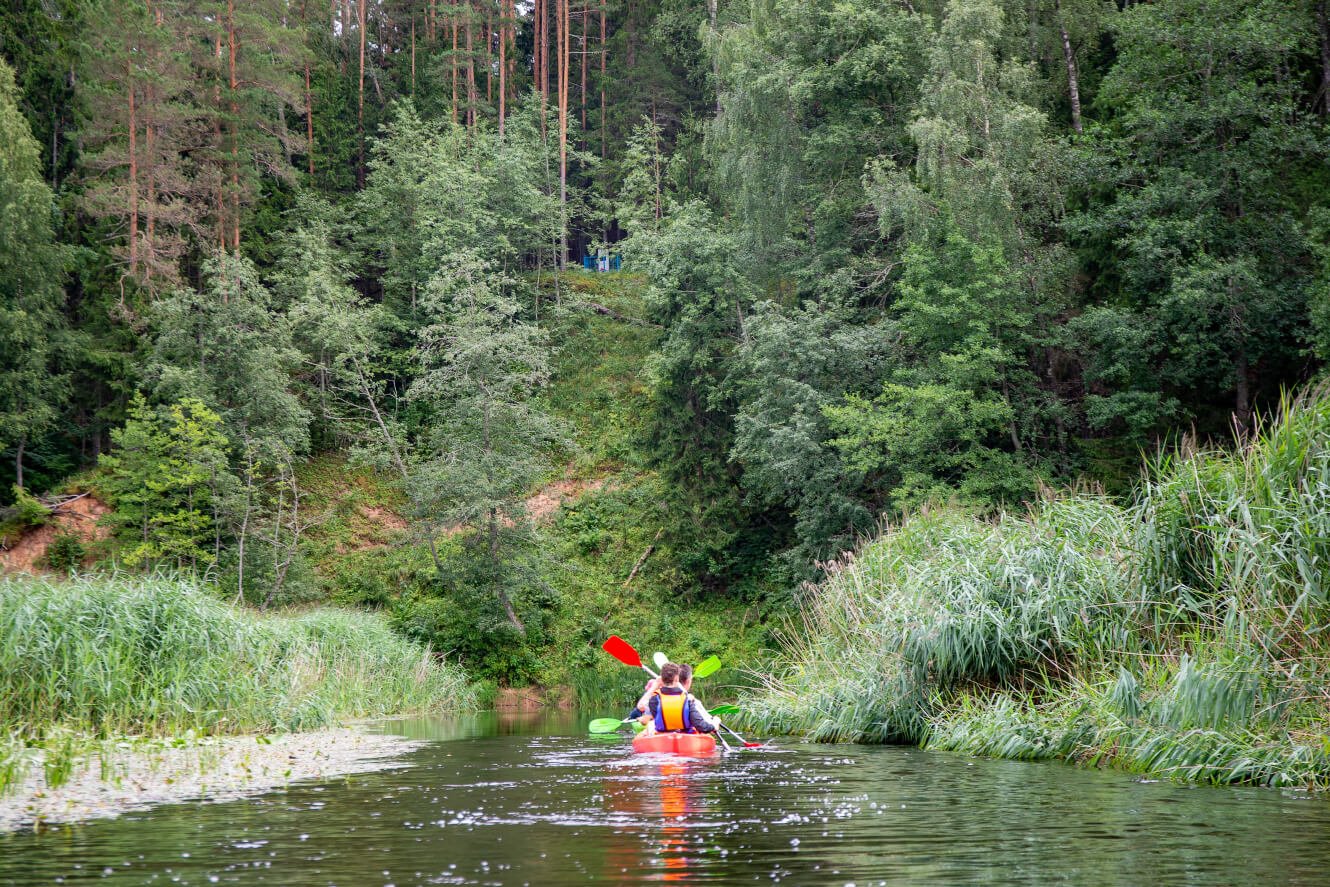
[3,709,1329,885]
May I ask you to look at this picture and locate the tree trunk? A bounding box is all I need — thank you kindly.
[452,12,459,123]
[600,0,606,159]
[498,0,507,137]
[1318,2,1330,117]
[302,0,315,175]
[411,16,416,95]
[357,0,367,187]
[708,0,719,113]
[537,0,547,136]
[558,0,568,266]
[127,58,138,278]
[1055,0,1083,134]
[1235,347,1252,428]
[466,4,476,128]
[486,2,493,105]
[581,4,588,137]
[213,34,226,253]
[490,508,525,631]
[228,0,241,251]
[14,438,24,492]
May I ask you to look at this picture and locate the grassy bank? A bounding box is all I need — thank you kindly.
[0,574,474,751]
[746,389,1330,789]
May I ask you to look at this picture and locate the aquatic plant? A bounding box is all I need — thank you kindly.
[747,388,1330,789]
[0,573,476,741]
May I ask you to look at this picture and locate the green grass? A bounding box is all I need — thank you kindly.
[745,387,1330,789]
[0,573,475,743]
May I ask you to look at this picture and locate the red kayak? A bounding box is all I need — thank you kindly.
[631,732,718,756]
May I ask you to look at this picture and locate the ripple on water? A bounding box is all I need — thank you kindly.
[4,711,1330,886]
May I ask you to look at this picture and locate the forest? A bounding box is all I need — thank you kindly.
[3,0,1330,776]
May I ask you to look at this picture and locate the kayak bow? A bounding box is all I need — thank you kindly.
[631,732,718,756]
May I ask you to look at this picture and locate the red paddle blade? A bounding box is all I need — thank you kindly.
[602,635,642,668]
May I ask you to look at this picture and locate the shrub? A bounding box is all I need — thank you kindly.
[43,533,85,572]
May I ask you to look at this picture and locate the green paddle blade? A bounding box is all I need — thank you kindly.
[693,656,721,679]
[652,651,669,669]
[631,720,646,733]
[588,718,627,734]
[708,704,739,716]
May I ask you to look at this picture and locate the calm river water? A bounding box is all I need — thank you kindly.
[2,709,1329,885]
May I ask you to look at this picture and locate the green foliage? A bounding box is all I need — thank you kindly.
[748,388,1330,788]
[407,252,569,633]
[9,486,50,528]
[0,57,69,493]
[43,532,85,572]
[151,253,310,463]
[1068,0,1326,427]
[98,395,234,571]
[0,572,475,740]
[616,118,671,237]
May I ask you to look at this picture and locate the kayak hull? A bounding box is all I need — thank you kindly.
[631,732,718,756]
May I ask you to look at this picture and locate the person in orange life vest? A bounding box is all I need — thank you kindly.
[637,663,719,734]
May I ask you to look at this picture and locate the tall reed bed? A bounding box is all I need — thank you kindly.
[748,388,1330,788]
[0,573,475,741]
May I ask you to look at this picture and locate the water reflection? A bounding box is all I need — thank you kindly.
[2,710,1330,885]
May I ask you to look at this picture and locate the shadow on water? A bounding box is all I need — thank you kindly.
[4,708,1330,885]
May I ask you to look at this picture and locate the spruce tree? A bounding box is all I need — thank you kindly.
[0,58,68,494]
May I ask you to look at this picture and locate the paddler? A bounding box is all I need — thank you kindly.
[637,663,720,735]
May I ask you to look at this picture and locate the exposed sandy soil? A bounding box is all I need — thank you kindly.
[0,728,423,834]
[2,475,604,566]
[523,477,606,522]
[0,495,110,575]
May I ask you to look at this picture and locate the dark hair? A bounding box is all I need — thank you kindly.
[677,663,693,682]
[659,663,681,684]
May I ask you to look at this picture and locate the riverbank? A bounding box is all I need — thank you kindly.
[0,573,476,827]
[746,389,1330,789]
[0,726,422,833]
[0,573,475,743]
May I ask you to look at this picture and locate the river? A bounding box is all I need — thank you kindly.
[2,709,1328,885]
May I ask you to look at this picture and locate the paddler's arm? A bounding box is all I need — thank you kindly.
[686,697,719,733]
[632,678,660,715]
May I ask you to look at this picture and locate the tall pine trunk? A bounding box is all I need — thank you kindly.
[466,3,476,129]
[580,3,588,137]
[357,0,367,187]
[452,12,459,122]
[303,0,315,175]
[600,0,606,159]
[498,0,507,137]
[127,57,139,278]
[1318,2,1330,117]
[228,0,241,251]
[1055,0,1083,134]
[558,0,568,266]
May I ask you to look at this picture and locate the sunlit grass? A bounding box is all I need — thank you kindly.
[746,387,1330,788]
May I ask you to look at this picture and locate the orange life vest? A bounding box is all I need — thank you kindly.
[653,689,692,732]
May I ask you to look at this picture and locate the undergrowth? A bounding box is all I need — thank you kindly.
[746,387,1330,789]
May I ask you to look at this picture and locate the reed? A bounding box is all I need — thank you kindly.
[0,573,475,744]
[747,387,1330,788]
